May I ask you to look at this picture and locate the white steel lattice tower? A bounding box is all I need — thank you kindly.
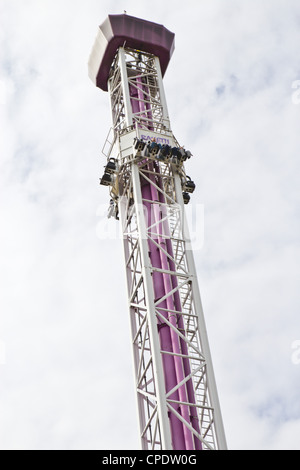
[89,14,227,451]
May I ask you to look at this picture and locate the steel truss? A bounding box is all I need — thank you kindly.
[108,48,169,137]
[103,47,226,450]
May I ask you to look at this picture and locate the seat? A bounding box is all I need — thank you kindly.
[134,138,146,152]
[105,158,117,174]
[184,176,196,193]
[182,192,190,204]
[148,141,160,156]
[100,173,112,186]
[157,144,171,161]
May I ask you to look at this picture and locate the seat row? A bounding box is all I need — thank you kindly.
[134,138,192,164]
[99,142,196,205]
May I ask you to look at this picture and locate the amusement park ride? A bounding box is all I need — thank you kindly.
[88,13,227,450]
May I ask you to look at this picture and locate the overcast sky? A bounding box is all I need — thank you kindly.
[1,0,300,450]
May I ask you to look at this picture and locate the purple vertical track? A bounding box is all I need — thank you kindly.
[155,168,202,450]
[147,165,194,449]
[142,182,186,449]
[130,71,200,449]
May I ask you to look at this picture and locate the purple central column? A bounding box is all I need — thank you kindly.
[129,68,199,449]
[155,168,202,450]
[142,182,186,449]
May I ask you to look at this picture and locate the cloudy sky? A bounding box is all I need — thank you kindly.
[1,0,300,450]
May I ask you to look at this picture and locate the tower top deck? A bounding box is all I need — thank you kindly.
[88,14,175,91]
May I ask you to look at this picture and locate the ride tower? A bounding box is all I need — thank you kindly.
[88,14,227,451]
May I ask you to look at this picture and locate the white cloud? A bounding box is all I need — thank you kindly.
[0,0,300,451]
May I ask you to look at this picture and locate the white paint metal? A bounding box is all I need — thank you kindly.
[173,171,227,450]
[104,46,227,450]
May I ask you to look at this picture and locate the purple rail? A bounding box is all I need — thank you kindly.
[156,171,202,451]
[129,73,201,450]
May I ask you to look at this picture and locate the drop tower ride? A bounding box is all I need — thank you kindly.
[88,14,226,450]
